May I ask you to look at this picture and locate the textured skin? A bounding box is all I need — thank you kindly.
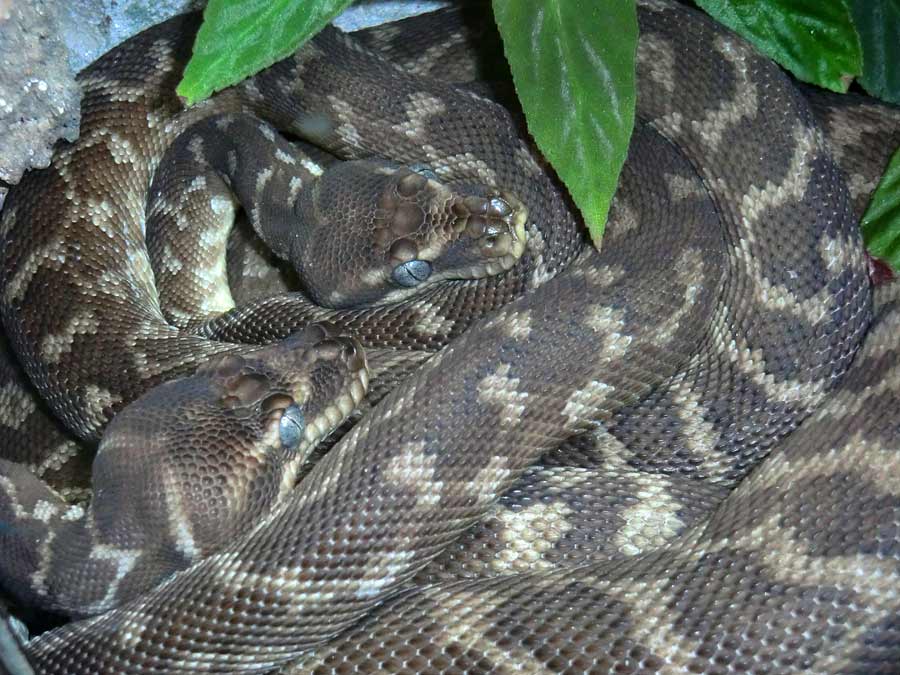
[1,325,369,617]
[0,0,897,672]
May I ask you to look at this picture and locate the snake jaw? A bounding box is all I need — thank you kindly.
[441,189,528,278]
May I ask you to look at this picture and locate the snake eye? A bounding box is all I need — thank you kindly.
[391,259,432,287]
[279,404,306,450]
[408,163,439,181]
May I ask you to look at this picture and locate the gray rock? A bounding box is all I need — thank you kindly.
[0,0,81,210]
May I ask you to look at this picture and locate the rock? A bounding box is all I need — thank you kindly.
[0,0,80,211]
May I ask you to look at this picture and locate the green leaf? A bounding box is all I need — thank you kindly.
[695,0,863,93]
[861,147,900,272]
[177,0,353,105]
[492,0,638,247]
[847,0,900,105]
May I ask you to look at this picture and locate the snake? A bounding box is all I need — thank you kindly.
[0,0,899,672]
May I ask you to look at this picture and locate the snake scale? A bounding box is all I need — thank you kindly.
[1,0,899,672]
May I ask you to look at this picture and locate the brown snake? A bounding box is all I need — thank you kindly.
[0,0,899,672]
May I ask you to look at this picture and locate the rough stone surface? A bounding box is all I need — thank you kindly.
[0,0,81,210]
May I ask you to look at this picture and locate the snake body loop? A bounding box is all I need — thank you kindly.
[0,1,898,672]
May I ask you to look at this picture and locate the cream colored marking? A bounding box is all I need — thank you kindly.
[848,172,878,202]
[227,150,238,175]
[725,327,826,406]
[241,79,265,102]
[492,500,575,574]
[476,363,527,429]
[391,91,447,141]
[382,441,443,508]
[188,175,207,192]
[737,237,837,324]
[209,194,235,218]
[4,239,67,304]
[690,37,758,151]
[32,440,81,477]
[255,166,274,196]
[484,309,532,340]
[818,102,892,166]
[214,116,233,132]
[739,123,818,225]
[31,528,58,598]
[818,232,865,274]
[514,145,543,177]
[127,249,159,310]
[669,372,729,476]
[637,33,676,94]
[606,196,639,242]
[527,226,555,288]
[438,150,498,185]
[585,305,631,358]
[462,455,514,506]
[104,131,141,169]
[161,466,202,562]
[300,157,323,176]
[561,379,616,430]
[353,549,418,599]
[574,524,710,671]
[326,95,363,146]
[413,300,457,337]
[0,475,27,519]
[582,261,627,288]
[187,135,205,163]
[85,195,120,240]
[275,148,296,165]
[813,364,900,428]
[0,381,37,429]
[80,544,143,616]
[80,76,149,103]
[614,475,687,556]
[82,385,122,431]
[258,123,276,142]
[666,172,706,201]
[288,175,304,203]
[782,430,900,498]
[31,500,58,524]
[0,205,15,238]
[655,109,684,136]
[61,504,85,522]
[159,243,184,275]
[40,309,102,364]
[653,248,705,345]
[410,39,458,75]
[93,269,135,301]
[705,508,899,672]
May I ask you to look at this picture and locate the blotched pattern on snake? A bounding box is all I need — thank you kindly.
[0,1,899,672]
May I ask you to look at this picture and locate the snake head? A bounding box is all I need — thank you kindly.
[92,324,368,565]
[288,159,527,308]
[196,323,368,461]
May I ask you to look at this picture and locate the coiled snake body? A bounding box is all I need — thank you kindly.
[0,1,899,672]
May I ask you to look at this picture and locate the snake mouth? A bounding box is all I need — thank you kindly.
[269,325,369,454]
[302,361,368,446]
[420,189,529,283]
